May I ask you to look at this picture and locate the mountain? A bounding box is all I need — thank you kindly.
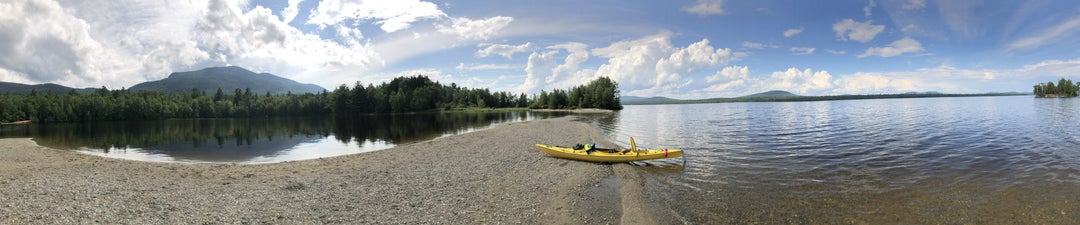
[738,90,798,99]
[129,66,325,95]
[0,82,95,95]
[620,96,681,104]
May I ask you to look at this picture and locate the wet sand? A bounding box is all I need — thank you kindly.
[0,117,647,224]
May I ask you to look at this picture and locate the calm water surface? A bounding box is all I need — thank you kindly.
[0,111,567,163]
[584,96,1080,223]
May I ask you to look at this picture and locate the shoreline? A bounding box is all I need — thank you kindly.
[529,108,614,113]
[0,116,645,223]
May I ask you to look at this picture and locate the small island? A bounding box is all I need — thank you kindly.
[1033,78,1079,98]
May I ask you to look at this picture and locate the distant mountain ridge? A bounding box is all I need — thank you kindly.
[621,90,1027,105]
[621,90,798,104]
[738,90,798,98]
[0,82,96,95]
[620,96,681,104]
[129,66,325,94]
[2,66,325,95]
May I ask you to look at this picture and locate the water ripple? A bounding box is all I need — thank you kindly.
[589,97,1080,199]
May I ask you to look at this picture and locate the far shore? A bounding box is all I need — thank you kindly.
[529,108,615,113]
[0,116,645,224]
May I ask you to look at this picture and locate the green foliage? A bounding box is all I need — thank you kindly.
[331,75,529,116]
[0,74,626,122]
[0,88,332,123]
[528,76,623,110]
[1033,78,1079,97]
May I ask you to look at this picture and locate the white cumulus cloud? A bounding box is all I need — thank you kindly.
[655,39,741,88]
[518,42,593,93]
[829,58,1080,94]
[858,37,924,58]
[281,0,304,24]
[700,67,834,97]
[519,50,557,93]
[833,19,885,43]
[761,68,834,95]
[704,65,749,93]
[0,0,390,89]
[547,42,590,85]
[592,33,745,96]
[0,0,211,87]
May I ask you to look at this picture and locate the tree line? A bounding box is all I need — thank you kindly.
[1033,78,1079,98]
[0,87,331,123]
[0,75,623,123]
[528,76,623,110]
[331,75,530,115]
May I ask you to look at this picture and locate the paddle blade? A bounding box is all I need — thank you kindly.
[630,137,637,155]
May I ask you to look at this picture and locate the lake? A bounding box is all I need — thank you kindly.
[2,95,1077,222]
[0,111,567,163]
[580,95,1080,223]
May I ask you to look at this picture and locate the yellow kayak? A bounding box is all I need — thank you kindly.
[535,137,682,163]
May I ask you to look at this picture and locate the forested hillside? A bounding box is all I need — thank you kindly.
[0,75,623,123]
[129,66,325,94]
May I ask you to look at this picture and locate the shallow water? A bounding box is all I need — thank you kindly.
[0,111,568,163]
[582,96,1080,223]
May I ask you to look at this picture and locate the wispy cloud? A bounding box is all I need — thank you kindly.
[833,19,885,43]
[475,42,534,59]
[863,0,876,17]
[742,41,779,49]
[684,0,725,16]
[783,28,803,37]
[790,47,816,55]
[456,63,519,71]
[306,0,446,32]
[902,0,926,10]
[1004,15,1080,52]
[858,37,924,58]
[436,16,514,40]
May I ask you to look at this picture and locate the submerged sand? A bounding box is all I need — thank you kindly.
[0,117,647,224]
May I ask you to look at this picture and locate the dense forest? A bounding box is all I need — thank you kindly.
[528,77,623,110]
[0,75,622,123]
[1033,78,1079,98]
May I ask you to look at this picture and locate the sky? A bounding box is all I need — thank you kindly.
[3,0,1080,98]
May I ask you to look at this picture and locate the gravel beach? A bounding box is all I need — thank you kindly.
[0,117,645,224]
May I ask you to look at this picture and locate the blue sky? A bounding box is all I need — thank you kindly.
[3,0,1080,98]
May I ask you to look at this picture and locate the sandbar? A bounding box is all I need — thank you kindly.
[0,117,646,224]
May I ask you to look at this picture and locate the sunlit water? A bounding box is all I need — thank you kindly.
[0,111,567,164]
[582,96,1080,223]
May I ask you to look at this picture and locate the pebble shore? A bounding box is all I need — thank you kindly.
[0,117,642,224]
